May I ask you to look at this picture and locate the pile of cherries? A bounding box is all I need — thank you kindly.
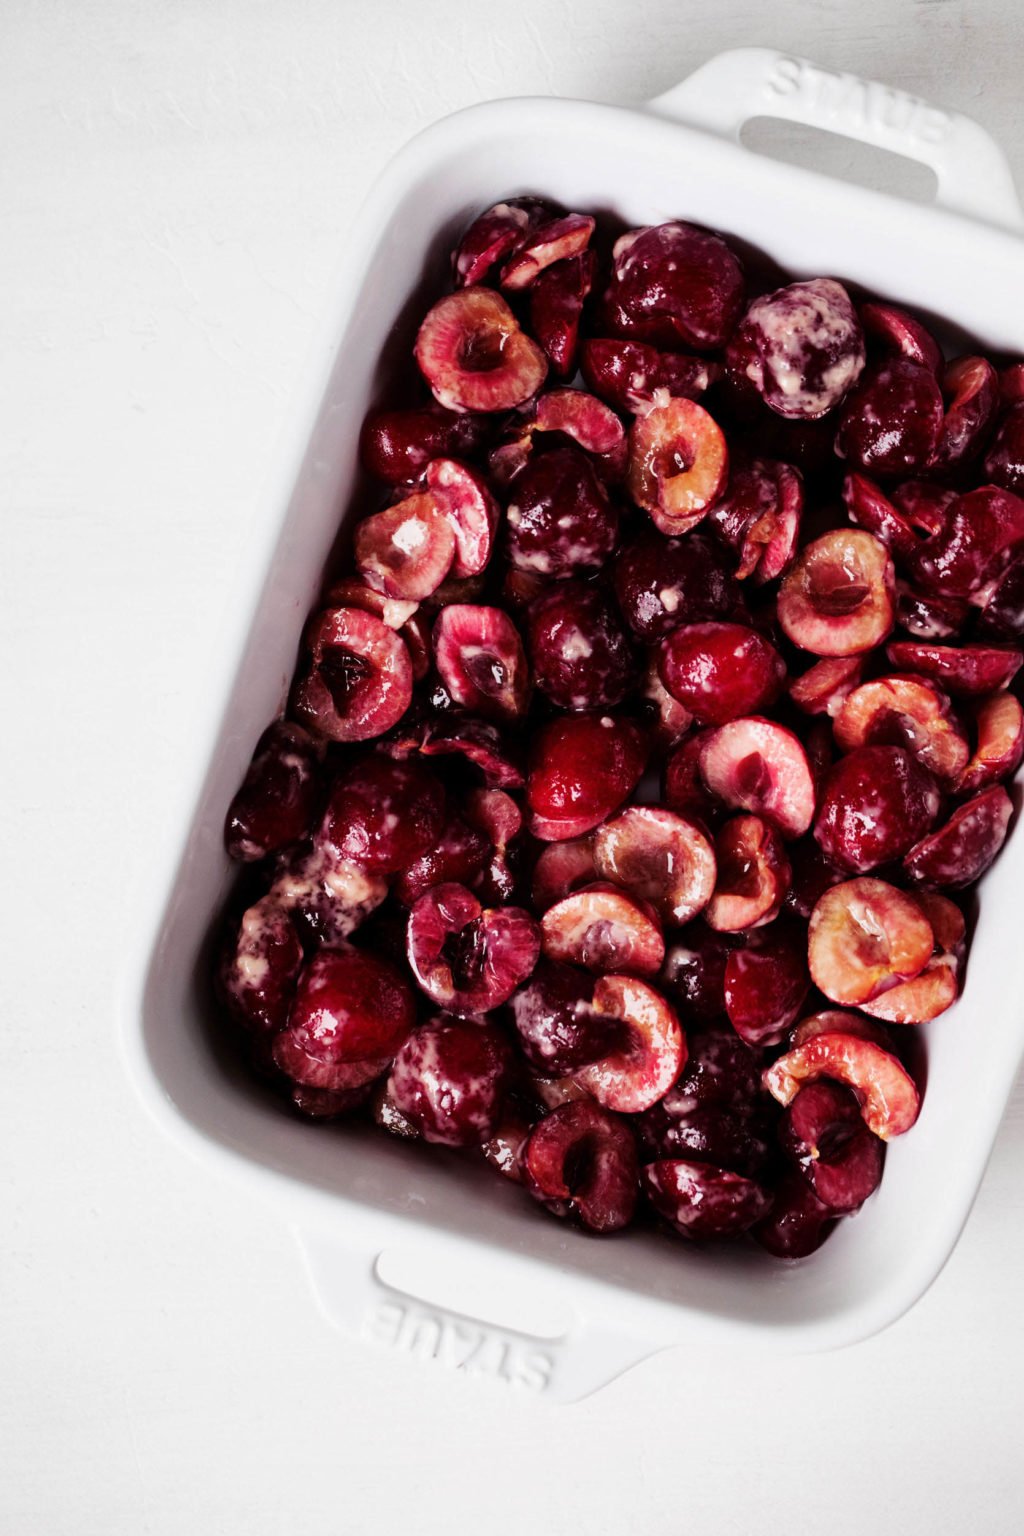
[216,198,1024,1258]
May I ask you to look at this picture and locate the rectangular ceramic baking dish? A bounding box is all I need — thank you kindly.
[123,48,1024,1403]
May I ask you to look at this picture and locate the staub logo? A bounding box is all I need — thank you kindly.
[765,55,952,146]
[364,1297,555,1391]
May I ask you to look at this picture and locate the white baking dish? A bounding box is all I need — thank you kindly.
[123,48,1024,1403]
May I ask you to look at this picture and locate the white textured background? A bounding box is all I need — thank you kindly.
[3,3,1023,1532]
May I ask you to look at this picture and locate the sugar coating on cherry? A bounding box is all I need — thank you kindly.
[526,579,635,711]
[601,221,746,352]
[388,1016,512,1146]
[727,278,865,420]
[505,445,620,575]
[540,882,665,976]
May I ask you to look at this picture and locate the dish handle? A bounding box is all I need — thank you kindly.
[647,46,1023,233]
[294,1223,661,1404]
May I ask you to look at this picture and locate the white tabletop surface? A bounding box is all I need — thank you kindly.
[4,3,1024,1531]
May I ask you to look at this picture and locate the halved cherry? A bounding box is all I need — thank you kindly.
[523,1099,639,1232]
[526,579,635,712]
[789,656,864,718]
[415,288,547,413]
[859,300,942,373]
[321,754,444,874]
[764,1028,920,1139]
[593,805,717,926]
[423,458,499,578]
[359,403,490,485]
[218,894,303,1038]
[930,355,1000,472]
[355,493,456,601]
[724,921,810,1047]
[842,473,918,563]
[573,974,686,1114]
[958,692,1024,794]
[813,745,941,874]
[643,1159,770,1240]
[406,882,540,1015]
[659,928,732,1021]
[833,674,968,785]
[510,960,626,1075]
[726,278,865,420]
[464,787,523,905]
[708,458,804,583]
[540,882,665,976]
[388,1015,512,1147]
[613,529,738,642]
[641,650,694,749]
[658,621,786,726]
[896,584,970,641]
[706,814,791,931]
[505,445,619,575]
[393,814,491,907]
[836,358,944,476]
[909,485,1024,599]
[452,198,550,286]
[293,606,413,743]
[790,1010,893,1049]
[224,720,324,862]
[490,388,627,487]
[885,639,1023,697]
[778,530,895,656]
[662,731,719,824]
[531,836,598,912]
[499,212,596,290]
[984,400,1024,494]
[808,877,934,1005]
[627,397,728,536]
[699,717,816,839]
[903,785,1013,889]
[528,250,597,378]
[419,713,524,788]
[780,1081,884,1214]
[600,221,746,352]
[526,713,648,841]
[751,1172,835,1258]
[432,604,530,721]
[860,891,965,1024]
[580,337,717,414]
[272,946,416,1092]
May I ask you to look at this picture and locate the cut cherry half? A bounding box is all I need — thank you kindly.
[432,604,530,721]
[388,1016,512,1146]
[293,606,414,743]
[406,882,540,1015]
[540,882,665,976]
[778,529,895,657]
[573,974,686,1114]
[415,288,547,413]
[627,397,728,536]
[860,891,965,1024]
[657,620,785,726]
[593,805,717,927]
[958,692,1024,794]
[643,1159,771,1241]
[807,877,934,1006]
[764,1027,920,1140]
[355,492,457,602]
[526,713,648,841]
[523,1099,639,1232]
[834,674,969,786]
[706,814,791,932]
[903,785,1013,889]
[699,717,816,839]
[780,1080,884,1214]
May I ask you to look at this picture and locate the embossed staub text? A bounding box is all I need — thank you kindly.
[364,1298,555,1391]
[765,55,952,146]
